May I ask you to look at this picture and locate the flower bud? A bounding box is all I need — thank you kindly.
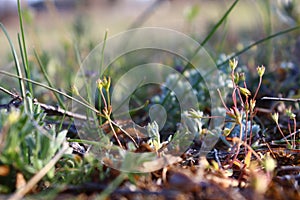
[285,107,296,119]
[229,58,238,71]
[257,65,265,77]
[96,79,103,90]
[271,112,279,124]
[250,99,256,113]
[239,87,251,97]
[234,72,240,84]
[103,76,111,91]
[71,85,79,96]
[239,72,246,81]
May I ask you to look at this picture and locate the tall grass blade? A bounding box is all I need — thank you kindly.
[200,0,239,47]
[0,70,98,114]
[193,26,300,87]
[34,50,66,109]
[217,25,300,68]
[260,0,272,66]
[0,23,28,113]
[191,25,300,88]
[73,38,103,135]
[161,0,239,106]
[17,0,33,94]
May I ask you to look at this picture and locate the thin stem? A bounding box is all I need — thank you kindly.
[110,120,138,148]
[162,0,239,106]
[34,50,66,109]
[106,87,111,109]
[0,23,27,113]
[231,123,244,166]
[253,76,262,100]
[17,0,33,94]
[0,86,19,98]
[236,87,245,108]
[100,29,108,72]
[232,87,238,108]
[275,121,291,146]
[107,117,123,148]
[244,98,249,149]
[217,88,230,112]
[293,117,296,148]
[261,96,300,102]
[241,140,262,163]
[8,143,69,200]
[217,26,300,68]
[0,70,99,114]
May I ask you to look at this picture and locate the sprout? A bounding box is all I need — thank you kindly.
[147,121,161,151]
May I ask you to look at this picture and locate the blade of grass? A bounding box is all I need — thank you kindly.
[100,29,108,73]
[17,0,33,94]
[261,0,272,67]
[161,0,239,106]
[73,38,103,136]
[216,25,300,68]
[0,70,99,114]
[200,0,239,47]
[33,50,66,109]
[190,25,300,90]
[0,23,28,113]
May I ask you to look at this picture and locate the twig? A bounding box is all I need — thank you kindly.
[0,86,20,99]
[0,70,99,114]
[0,86,23,110]
[0,84,93,120]
[8,143,70,200]
[110,120,139,148]
[34,100,89,121]
[280,129,300,140]
[261,96,300,102]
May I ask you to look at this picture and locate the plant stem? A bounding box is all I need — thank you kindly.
[17,0,33,94]
[0,70,99,114]
[0,23,28,113]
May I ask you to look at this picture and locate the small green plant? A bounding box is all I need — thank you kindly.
[271,104,298,149]
[0,98,71,193]
[216,59,266,165]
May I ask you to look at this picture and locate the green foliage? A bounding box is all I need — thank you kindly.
[0,99,69,192]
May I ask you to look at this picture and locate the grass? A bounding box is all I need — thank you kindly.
[0,0,300,199]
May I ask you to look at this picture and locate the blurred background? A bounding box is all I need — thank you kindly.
[0,0,299,102]
[1,0,299,59]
